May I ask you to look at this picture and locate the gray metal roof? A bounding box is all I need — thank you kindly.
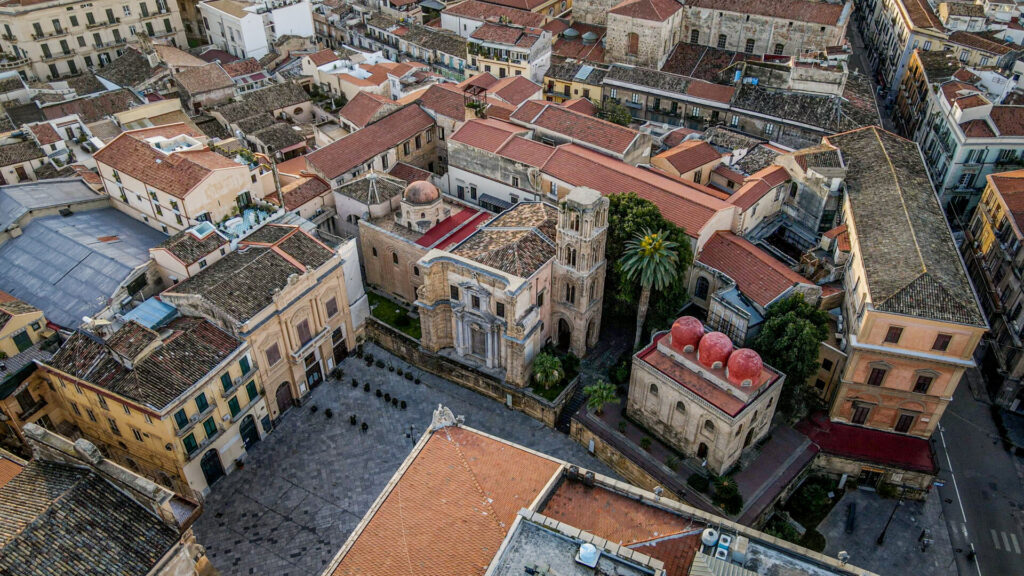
[0,208,166,328]
[0,178,103,232]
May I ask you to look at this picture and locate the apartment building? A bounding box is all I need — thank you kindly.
[94,123,258,234]
[963,170,1024,412]
[38,316,271,497]
[0,0,185,81]
[467,22,551,82]
[542,60,605,103]
[854,0,948,101]
[199,0,313,60]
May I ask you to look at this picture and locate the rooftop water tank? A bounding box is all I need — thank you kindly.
[576,543,600,568]
[701,528,719,547]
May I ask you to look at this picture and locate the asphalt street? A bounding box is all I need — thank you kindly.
[933,381,1024,576]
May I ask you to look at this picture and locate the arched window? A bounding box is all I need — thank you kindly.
[649,383,659,396]
[675,401,685,413]
[569,248,577,267]
[392,253,399,265]
[703,420,715,435]
[413,266,420,276]
[627,33,639,56]
[695,276,710,300]
[589,280,596,300]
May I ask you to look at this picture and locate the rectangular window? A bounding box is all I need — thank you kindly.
[203,416,217,439]
[296,320,313,344]
[403,142,410,155]
[867,367,886,386]
[913,375,933,394]
[745,38,755,53]
[895,413,915,433]
[511,176,520,187]
[852,404,870,424]
[537,291,544,307]
[471,295,480,309]
[70,15,78,26]
[132,428,143,442]
[229,396,241,417]
[108,417,121,436]
[239,356,250,375]
[438,126,445,140]
[122,404,131,415]
[821,358,833,371]
[183,433,198,454]
[496,302,505,318]
[717,34,727,49]
[195,392,209,413]
[70,401,81,416]
[97,394,108,410]
[884,326,903,344]
[325,297,339,318]
[221,373,232,392]
[86,408,97,422]
[144,413,152,424]
[933,334,952,351]
[415,134,422,149]
[246,381,258,403]
[450,285,459,300]
[266,343,281,366]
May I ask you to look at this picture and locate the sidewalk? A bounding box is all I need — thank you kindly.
[819,489,956,576]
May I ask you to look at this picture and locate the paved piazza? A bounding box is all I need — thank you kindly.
[193,343,615,576]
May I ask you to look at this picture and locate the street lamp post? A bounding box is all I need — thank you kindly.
[876,487,905,546]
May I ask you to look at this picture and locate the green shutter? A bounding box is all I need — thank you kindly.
[174,409,187,429]
[183,434,197,454]
[245,381,257,403]
[228,397,240,417]
[239,356,251,375]
[195,392,208,413]
[203,417,217,438]
[221,373,232,392]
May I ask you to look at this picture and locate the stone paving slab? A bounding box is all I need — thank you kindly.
[193,343,616,576]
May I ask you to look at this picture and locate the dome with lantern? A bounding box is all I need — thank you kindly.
[697,331,733,368]
[670,316,704,352]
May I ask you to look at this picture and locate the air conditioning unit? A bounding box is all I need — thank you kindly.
[190,414,199,423]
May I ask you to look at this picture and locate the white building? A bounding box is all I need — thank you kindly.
[199,0,313,59]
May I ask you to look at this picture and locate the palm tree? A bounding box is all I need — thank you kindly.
[584,380,619,415]
[620,228,680,349]
[532,352,563,390]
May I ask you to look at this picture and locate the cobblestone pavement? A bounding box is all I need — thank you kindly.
[193,343,616,576]
[819,488,956,576]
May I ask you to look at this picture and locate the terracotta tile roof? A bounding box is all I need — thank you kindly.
[697,231,809,307]
[307,105,435,180]
[797,412,937,473]
[69,164,102,186]
[174,63,234,95]
[727,165,789,210]
[497,135,555,167]
[414,84,468,120]
[330,426,561,576]
[962,119,996,137]
[156,227,229,266]
[307,48,342,67]
[155,45,209,68]
[542,144,731,237]
[608,0,682,21]
[471,23,544,48]
[220,58,263,78]
[562,97,597,115]
[388,162,433,183]
[955,94,990,110]
[685,0,847,26]
[338,91,392,129]
[940,80,983,106]
[488,75,542,106]
[41,89,139,124]
[0,457,22,490]
[826,127,985,326]
[473,0,548,11]
[511,100,639,155]
[663,127,701,148]
[655,140,722,174]
[46,317,242,409]
[27,122,60,145]
[105,320,159,359]
[991,106,1024,136]
[453,202,558,277]
[275,155,309,176]
[900,0,943,28]
[948,30,1016,55]
[823,223,851,252]
[335,171,407,204]
[93,130,240,199]
[988,170,1024,234]
[443,0,545,27]
[0,140,44,167]
[197,48,238,64]
[450,118,524,152]
[269,176,330,211]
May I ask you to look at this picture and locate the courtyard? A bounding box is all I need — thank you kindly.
[192,343,615,576]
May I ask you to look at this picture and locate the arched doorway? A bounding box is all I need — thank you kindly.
[557,318,572,352]
[275,382,294,416]
[240,414,260,449]
[200,450,225,487]
[743,428,754,448]
[697,442,709,459]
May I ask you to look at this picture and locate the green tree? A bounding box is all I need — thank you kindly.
[583,380,619,415]
[531,352,563,390]
[620,229,680,349]
[604,193,693,345]
[600,100,633,126]
[751,294,831,421]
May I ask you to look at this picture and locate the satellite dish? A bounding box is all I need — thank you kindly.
[837,551,849,565]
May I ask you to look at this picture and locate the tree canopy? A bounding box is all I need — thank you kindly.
[604,193,693,345]
[600,100,634,126]
[750,294,831,421]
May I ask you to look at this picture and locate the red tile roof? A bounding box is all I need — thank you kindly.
[267,176,330,210]
[450,118,524,152]
[962,119,996,137]
[511,100,639,155]
[542,144,732,237]
[713,164,745,186]
[473,0,549,11]
[685,79,736,104]
[662,127,701,148]
[608,0,682,21]
[415,84,468,120]
[948,30,1016,55]
[471,23,544,47]
[388,162,433,183]
[275,155,309,176]
[28,122,61,145]
[175,63,234,95]
[0,457,23,490]
[796,412,938,473]
[338,91,392,129]
[991,106,1024,136]
[443,0,545,27]
[685,0,847,26]
[697,231,809,307]
[437,211,492,249]
[307,105,435,179]
[823,223,851,252]
[988,170,1024,235]
[562,97,597,115]
[497,135,555,167]
[330,426,561,576]
[416,207,484,247]
[221,58,263,77]
[655,140,722,174]
[487,75,542,106]
[727,165,789,210]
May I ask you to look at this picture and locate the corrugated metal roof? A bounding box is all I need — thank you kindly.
[0,209,166,329]
[0,179,102,232]
[121,298,178,329]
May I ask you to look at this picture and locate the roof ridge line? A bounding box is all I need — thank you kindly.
[873,128,926,276]
[444,432,505,532]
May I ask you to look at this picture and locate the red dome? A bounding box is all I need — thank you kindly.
[697,332,733,368]
[670,316,704,351]
[727,348,763,386]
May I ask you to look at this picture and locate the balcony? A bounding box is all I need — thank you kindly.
[32,29,68,40]
[140,8,170,19]
[0,56,31,70]
[94,38,126,49]
[1,33,16,41]
[40,50,76,62]
[17,398,47,421]
[184,425,225,461]
[86,18,121,30]
[290,327,329,360]
[175,402,218,437]
[229,393,262,423]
